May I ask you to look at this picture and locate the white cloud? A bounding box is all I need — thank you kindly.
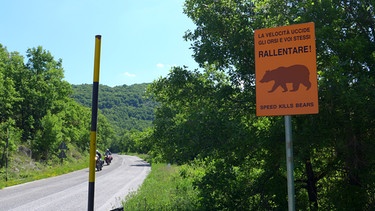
[156,63,179,69]
[123,72,136,77]
[156,63,165,68]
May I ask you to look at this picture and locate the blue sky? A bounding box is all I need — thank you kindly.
[0,0,199,87]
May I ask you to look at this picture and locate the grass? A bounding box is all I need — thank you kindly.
[0,150,89,189]
[122,163,201,211]
[1,152,202,210]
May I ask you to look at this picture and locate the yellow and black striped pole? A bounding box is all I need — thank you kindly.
[88,35,101,211]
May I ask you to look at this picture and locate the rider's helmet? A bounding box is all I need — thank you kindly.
[106,149,109,151]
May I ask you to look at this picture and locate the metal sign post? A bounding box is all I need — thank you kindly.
[6,128,9,181]
[88,35,102,211]
[254,22,318,210]
[285,115,295,211]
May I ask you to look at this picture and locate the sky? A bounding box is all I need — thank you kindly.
[0,0,199,87]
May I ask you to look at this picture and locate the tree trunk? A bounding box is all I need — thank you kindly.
[305,159,318,210]
[346,134,362,186]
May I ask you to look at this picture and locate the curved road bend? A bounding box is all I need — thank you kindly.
[0,154,151,211]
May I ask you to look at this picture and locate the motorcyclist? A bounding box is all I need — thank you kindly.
[96,150,102,160]
[105,149,113,161]
[95,149,104,170]
[105,149,111,156]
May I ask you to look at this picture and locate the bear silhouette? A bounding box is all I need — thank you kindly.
[259,64,311,93]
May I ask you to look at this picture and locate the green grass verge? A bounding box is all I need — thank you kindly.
[122,163,201,211]
[1,152,202,210]
[0,151,89,189]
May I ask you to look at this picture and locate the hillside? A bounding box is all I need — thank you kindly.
[71,83,157,131]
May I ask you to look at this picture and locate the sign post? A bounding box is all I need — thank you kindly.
[254,22,318,211]
[88,35,102,211]
[284,115,295,210]
[254,22,318,116]
[58,142,68,164]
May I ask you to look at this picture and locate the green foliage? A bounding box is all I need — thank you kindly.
[0,44,111,173]
[1,0,375,209]
[183,0,256,83]
[15,46,72,142]
[71,83,156,132]
[0,119,22,168]
[96,112,115,150]
[110,128,153,154]
[144,0,375,209]
[58,100,91,152]
[0,149,89,188]
[193,156,285,210]
[71,83,157,153]
[33,111,63,161]
[123,163,200,211]
[148,65,253,164]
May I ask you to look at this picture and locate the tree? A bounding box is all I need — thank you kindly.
[96,112,115,151]
[0,45,23,167]
[149,64,287,209]
[0,118,22,168]
[149,66,249,163]
[147,0,375,209]
[33,111,63,161]
[183,0,257,87]
[0,43,117,167]
[0,45,22,124]
[15,46,71,142]
[58,99,91,152]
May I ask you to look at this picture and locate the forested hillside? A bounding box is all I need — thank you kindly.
[0,43,154,186]
[71,83,156,132]
[0,44,113,165]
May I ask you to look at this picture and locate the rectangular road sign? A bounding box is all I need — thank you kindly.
[254,22,318,116]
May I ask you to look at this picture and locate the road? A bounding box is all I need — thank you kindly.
[0,154,151,211]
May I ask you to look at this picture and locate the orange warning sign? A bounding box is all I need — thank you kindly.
[254,22,318,116]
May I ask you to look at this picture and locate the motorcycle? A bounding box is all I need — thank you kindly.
[95,155,103,171]
[104,154,113,165]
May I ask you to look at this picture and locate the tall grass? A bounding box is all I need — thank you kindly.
[0,151,89,189]
[122,163,200,211]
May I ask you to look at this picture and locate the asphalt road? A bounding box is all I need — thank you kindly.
[0,154,151,211]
